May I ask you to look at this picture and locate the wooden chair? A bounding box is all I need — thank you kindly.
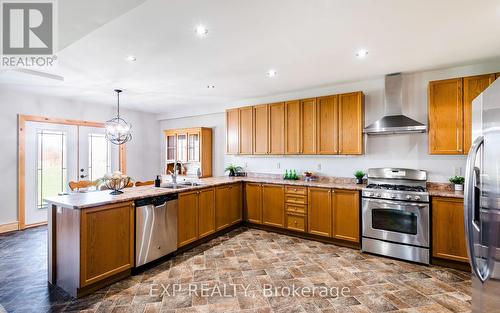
[69,180,97,191]
[135,180,155,187]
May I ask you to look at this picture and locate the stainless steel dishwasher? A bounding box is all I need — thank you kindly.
[135,194,178,267]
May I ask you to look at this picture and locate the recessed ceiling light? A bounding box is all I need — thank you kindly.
[207,85,215,89]
[356,49,368,58]
[126,55,136,62]
[195,25,208,37]
[266,69,277,77]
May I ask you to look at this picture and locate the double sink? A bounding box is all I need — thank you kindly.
[160,181,204,189]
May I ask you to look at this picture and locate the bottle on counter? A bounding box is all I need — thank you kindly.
[284,170,289,180]
[155,175,161,187]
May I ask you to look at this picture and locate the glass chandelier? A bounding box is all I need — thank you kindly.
[105,89,132,145]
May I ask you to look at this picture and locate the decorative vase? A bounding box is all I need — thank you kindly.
[454,184,464,191]
[356,178,363,184]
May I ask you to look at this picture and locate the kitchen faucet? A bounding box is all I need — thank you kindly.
[169,160,179,185]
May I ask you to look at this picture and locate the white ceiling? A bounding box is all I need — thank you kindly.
[2,0,500,118]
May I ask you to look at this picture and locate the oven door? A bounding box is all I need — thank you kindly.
[362,198,430,247]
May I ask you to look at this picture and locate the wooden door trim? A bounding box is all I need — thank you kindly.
[17,114,127,230]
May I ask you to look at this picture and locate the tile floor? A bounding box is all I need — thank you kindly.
[0,226,472,313]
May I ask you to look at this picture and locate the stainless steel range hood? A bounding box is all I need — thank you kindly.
[364,73,427,135]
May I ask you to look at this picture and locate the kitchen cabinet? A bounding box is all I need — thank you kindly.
[226,109,239,154]
[332,189,359,243]
[229,183,242,225]
[178,191,199,247]
[262,184,285,228]
[215,183,242,230]
[164,127,212,177]
[338,92,364,155]
[285,100,301,154]
[428,78,464,154]
[308,187,332,237]
[317,95,338,154]
[269,102,285,154]
[301,98,317,154]
[463,74,495,153]
[253,104,269,154]
[432,197,468,263]
[245,183,262,224]
[285,186,307,232]
[496,73,500,80]
[198,188,216,238]
[239,106,253,154]
[80,202,134,288]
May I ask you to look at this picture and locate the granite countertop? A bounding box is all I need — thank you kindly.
[44,176,463,209]
[44,176,365,209]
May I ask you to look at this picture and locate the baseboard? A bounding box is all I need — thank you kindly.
[0,222,19,234]
[24,221,48,229]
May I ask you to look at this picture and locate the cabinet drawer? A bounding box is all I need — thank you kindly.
[285,186,307,195]
[286,204,306,214]
[286,214,306,232]
[285,194,307,205]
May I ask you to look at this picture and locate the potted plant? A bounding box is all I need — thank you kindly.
[225,164,243,177]
[449,176,465,191]
[354,170,365,184]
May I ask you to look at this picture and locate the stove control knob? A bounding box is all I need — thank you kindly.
[376,193,382,197]
[414,196,421,201]
[390,194,397,199]
[368,192,375,197]
[406,195,412,200]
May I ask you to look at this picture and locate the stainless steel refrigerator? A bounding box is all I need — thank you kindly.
[465,78,500,312]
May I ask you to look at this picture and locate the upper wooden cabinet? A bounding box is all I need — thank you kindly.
[285,100,301,154]
[253,104,269,155]
[239,106,254,155]
[429,78,464,154]
[301,98,317,154]
[332,189,360,243]
[164,127,212,177]
[338,92,364,155]
[317,95,339,154]
[432,197,468,263]
[496,73,500,80]
[262,184,285,228]
[225,91,364,155]
[308,187,332,237]
[428,73,495,155]
[463,74,495,153]
[269,102,285,154]
[226,109,239,155]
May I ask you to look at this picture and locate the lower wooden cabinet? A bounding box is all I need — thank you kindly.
[432,197,468,263]
[286,213,306,232]
[262,184,285,228]
[215,183,242,230]
[178,191,199,247]
[308,187,332,237]
[245,183,263,223]
[80,202,134,287]
[332,189,360,243]
[198,188,216,238]
[178,188,216,247]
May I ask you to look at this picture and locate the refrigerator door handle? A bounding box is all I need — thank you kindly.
[464,135,489,283]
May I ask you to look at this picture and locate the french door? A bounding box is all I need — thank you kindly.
[24,122,118,225]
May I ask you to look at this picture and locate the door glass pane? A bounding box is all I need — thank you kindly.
[372,209,417,235]
[177,134,187,162]
[166,135,176,160]
[188,134,199,162]
[88,133,111,180]
[37,130,67,209]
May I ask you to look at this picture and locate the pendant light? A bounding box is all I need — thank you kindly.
[105,89,132,145]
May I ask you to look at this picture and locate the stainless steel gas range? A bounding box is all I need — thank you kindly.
[361,168,430,264]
